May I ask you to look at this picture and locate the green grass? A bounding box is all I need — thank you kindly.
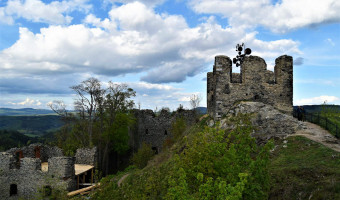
[269,136,340,200]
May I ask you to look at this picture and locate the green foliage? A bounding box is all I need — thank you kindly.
[35,185,68,200]
[269,136,340,199]
[102,112,134,154]
[0,129,39,151]
[0,115,63,136]
[92,114,272,199]
[171,117,187,141]
[49,78,136,174]
[131,142,155,169]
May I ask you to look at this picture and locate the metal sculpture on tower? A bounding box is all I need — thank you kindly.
[233,43,252,67]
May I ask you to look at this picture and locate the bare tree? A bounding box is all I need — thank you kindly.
[71,77,104,146]
[190,94,202,110]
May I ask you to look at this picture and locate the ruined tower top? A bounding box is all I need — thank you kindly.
[207,54,293,119]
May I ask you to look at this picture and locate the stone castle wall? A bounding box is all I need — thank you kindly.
[207,55,293,119]
[75,147,97,166]
[0,144,95,199]
[6,143,63,162]
[129,109,196,153]
[0,153,76,200]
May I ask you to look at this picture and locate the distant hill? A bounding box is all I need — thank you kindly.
[0,108,56,116]
[294,105,340,113]
[0,115,63,136]
[196,107,207,114]
[0,130,40,151]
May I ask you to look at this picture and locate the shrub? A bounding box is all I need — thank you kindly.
[131,142,155,169]
[171,117,187,141]
[93,114,272,199]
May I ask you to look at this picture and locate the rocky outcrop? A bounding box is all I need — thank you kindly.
[220,101,304,143]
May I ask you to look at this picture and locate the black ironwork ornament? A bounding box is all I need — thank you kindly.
[233,43,251,67]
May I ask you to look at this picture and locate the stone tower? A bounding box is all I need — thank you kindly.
[207,55,293,119]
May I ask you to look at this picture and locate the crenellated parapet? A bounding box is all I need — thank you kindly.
[207,55,293,119]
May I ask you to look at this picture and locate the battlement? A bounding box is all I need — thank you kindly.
[207,55,293,119]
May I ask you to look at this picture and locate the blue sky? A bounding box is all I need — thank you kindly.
[0,0,339,110]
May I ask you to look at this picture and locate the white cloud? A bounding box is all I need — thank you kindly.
[189,0,340,33]
[9,98,42,106]
[326,38,335,46]
[103,0,165,7]
[0,7,14,24]
[1,0,92,25]
[0,0,302,100]
[295,95,340,105]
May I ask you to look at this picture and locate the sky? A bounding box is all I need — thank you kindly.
[0,0,339,111]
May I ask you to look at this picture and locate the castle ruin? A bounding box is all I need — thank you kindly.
[0,144,97,199]
[207,55,293,119]
[129,109,196,153]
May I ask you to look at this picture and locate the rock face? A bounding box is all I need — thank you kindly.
[221,102,304,143]
[207,55,293,120]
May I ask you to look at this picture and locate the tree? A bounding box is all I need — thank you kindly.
[98,82,136,175]
[50,78,136,174]
[71,77,104,147]
[190,94,202,111]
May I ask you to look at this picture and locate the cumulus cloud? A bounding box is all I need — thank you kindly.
[8,98,42,106]
[0,0,303,104]
[294,57,304,65]
[1,0,92,25]
[295,95,340,105]
[0,7,14,24]
[117,81,197,110]
[0,2,301,85]
[189,0,340,33]
[103,0,165,7]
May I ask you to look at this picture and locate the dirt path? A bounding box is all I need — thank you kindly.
[290,121,340,152]
[117,174,130,187]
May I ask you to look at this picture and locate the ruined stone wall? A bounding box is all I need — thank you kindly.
[0,144,95,199]
[0,153,76,200]
[129,109,196,153]
[75,147,97,166]
[207,55,293,119]
[6,143,63,162]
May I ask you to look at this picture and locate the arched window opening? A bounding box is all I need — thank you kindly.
[164,130,167,135]
[145,129,149,135]
[10,184,17,196]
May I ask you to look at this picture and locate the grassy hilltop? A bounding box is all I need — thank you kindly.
[76,114,340,200]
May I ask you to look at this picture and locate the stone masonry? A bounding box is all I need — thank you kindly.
[0,144,97,199]
[207,55,293,119]
[129,109,196,153]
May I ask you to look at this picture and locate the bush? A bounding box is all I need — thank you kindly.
[93,114,272,199]
[131,142,155,169]
[165,114,273,199]
[171,117,187,141]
